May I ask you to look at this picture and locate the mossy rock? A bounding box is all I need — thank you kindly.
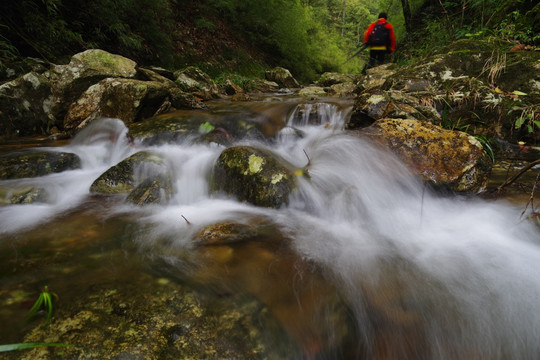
[0,150,81,179]
[194,218,280,246]
[90,151,166,194]
[210,146,297,208]
[126,174,173,205]
[317,72,361,86]
[359,118,492,192]
[128,109,266,145]
[10,186,49,204]
[265,67,300,89]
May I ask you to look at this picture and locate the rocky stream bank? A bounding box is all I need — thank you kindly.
[1,39,540,359]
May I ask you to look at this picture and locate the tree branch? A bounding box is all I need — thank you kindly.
[497,159,540,192]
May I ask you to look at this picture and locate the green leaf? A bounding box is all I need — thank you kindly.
[0,343,71,352]
[534,120,540,129]
[512,90,527,96]
[514,117,526,129]
[26,295,44,320]
[198,121,215,134]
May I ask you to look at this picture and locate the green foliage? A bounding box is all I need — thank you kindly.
[0,0,176,66]
[495,10,540,45]
[26,285,58,324]
[511,105,540,135]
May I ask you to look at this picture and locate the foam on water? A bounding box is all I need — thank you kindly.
[1,103,539,358]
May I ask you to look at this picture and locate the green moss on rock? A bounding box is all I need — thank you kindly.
[0,150,81,179]
[90,151,166,194]
[210,146,297,208]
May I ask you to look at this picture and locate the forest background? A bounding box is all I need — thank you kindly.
[0,0,538,83]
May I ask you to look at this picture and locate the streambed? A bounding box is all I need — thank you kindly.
[1,95,539,359]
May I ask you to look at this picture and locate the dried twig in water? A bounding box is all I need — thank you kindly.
[303,149,311,168]
[497,159,540,193]
[181,215,192,225]
[521,169,540,219]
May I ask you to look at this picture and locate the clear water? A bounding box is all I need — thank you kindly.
[1,97,539,359]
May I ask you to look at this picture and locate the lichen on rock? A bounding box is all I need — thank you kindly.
[209,146,297,208]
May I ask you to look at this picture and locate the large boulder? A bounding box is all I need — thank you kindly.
[0,72,54,137]
[48,49,138,124]
[298,86,327,97]
[317,72,361,87]
[265,67,300,89]
[90,151,167,195]
[248,78,280,93]
[64,78,171,131]
[347,88,441,129]
[209,146,297,208]
[357,63,396,91]
[174,66,220,100]
[0,150,81,179]
[358,118,492,192]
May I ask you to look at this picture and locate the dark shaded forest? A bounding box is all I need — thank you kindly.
[1,0,539,82]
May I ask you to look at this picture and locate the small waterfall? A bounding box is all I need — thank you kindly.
[1,100,539,359]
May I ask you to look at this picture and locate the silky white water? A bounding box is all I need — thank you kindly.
[1,100,539,358]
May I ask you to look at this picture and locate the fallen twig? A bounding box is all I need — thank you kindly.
[497,159,540,193]
[521,169,540,219]
[181,215,192,225]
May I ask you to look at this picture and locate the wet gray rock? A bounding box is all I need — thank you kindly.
[64,78,171,131]
[126,174,173,205]
[0,72,54,137]
[48,49,138,124]
[265,67,300,89]
[90,151,167,195]
[174,66,220,100]
[0,150,81,179]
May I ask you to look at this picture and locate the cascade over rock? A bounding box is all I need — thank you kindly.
[209,146,297,208]
[126,173,173,205]
[358,118,492,192]
[0,186,49,205]
[90,151,168,195]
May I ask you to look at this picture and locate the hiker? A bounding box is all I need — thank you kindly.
[364,12,396,68]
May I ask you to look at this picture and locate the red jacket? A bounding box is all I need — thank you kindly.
[364,18,396,52]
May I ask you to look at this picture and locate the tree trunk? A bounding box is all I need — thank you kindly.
[400,0,412,33]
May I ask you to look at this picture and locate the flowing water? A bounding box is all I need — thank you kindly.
[1,95,539,359]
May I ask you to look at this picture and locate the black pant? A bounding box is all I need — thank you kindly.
[368,49,386,68]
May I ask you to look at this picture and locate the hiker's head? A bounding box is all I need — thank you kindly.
[378,12,387,20]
